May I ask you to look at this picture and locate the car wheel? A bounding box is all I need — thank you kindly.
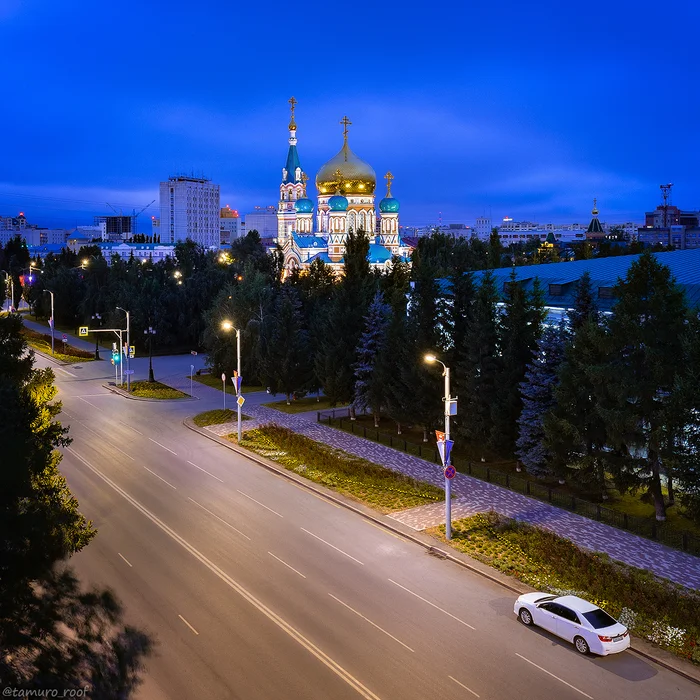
[574,636,590,655]
[519,608,533,626]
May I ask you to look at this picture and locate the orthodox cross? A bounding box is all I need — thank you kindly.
[288,96,297,127]
[340,115,351,141]
[384,171,394,197]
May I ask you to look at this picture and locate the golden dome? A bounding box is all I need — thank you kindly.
[316,141,376,196]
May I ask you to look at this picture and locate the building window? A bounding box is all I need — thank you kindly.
[598,286,615,299]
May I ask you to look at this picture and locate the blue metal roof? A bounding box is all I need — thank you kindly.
[307,251,333,264]
[292,234,324,249]
[466,249,700,311]
[283,145,302,184]
[368,243,392,264]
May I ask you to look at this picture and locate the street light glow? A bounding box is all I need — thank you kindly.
[221,320,233,331]
[424,353,437,363]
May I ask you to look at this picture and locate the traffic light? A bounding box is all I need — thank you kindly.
[112,352,121,364]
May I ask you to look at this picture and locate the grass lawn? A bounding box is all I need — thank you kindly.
[118,381,189,399]
[262,396,339,414]
[238,424,444,513]
[191,373,266,393]
[193,408,250,427]
[430,511,700,665]
[604,490,700,536]
[21,327,93,363]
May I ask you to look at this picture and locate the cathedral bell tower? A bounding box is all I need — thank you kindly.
[277,96,306,242]
[379,171,400,252]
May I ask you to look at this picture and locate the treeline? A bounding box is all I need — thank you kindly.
[0,314,151,692]
[205,232,700,524]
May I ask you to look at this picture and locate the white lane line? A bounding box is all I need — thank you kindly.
[237,490,284,518]
[301,528,364,565]
[188,498,251,540]
[78,396,102,411]
[329,594,414,653]
[120,420,143,435]
[117,552,133,567]
[78,422,135,461]
[515,653,593,699]
[387,579,476,630]
[149,437,177,455]
[66,448,382,700]
[54,366,77,377]
[187,460,224,483]
[178,614,200,636]
[143,466,177,490]
[449,676,480,697]
[268,552,306,578]
[61,410,74,419]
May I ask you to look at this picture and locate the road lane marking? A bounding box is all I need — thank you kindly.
[78,422,135,461]
[387,579,475,630]
[54,367,77,377]
[118,553,133,567]
[149,437,177,455]
[329,594,414,652]
[61,410,74,419]
[143,466,177,490]
[268,552,306,578]
[301,528,364,565]
[120,420,143,435]
[188,498,251,540]
[187,460,224,483]
[237,490,284,517]
[67,448,382,700]
[449,676,480,697]
[363,519,406,542]
[178,614,199,636]
[515,653,593,699]
[78,396,102,411]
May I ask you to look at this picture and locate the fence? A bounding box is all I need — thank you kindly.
[317,407,700,557]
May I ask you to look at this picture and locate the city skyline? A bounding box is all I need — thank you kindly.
[2,0,699,229]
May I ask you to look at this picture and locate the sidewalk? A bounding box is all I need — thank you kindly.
[176,376,700,592]
[22,316,100,355]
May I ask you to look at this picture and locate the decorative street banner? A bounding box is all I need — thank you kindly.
[435,430,445,444]
[435,434,454,467]
[232,371,242,394]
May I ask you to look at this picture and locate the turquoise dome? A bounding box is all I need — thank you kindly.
[295,197,314,213]
[379,197,400,213]
[328,194,348,212]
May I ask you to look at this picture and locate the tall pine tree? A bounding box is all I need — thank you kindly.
[568,270,599,331]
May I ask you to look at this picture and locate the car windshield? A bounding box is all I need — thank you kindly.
[582,608,618,629]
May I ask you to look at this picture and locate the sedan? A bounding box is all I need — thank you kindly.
[514,593,631,656]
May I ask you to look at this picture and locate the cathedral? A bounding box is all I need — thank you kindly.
[273,97,413,274]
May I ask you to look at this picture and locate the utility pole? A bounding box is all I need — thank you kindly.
[91,313,102,360]
[44,290,55,355]
[145,326,156,382]
[116,307,130,390]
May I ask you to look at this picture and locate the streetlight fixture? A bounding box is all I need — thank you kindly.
[44,290,55,355]
[425,352,457,540]
[116,307,131,391]
[221,319,243,442]
[144,325,156,382]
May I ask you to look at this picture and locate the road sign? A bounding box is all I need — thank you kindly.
[78,326,88,336]
[221,373,226,382]
[62,334,67,342]
[444,465,456,480]
[191,350,198,356]
[129,345,135,358]
[124,369,135,375]
[237,396,245,407]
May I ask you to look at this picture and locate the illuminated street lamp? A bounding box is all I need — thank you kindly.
[221,320,243,442]
[424,352,457,540]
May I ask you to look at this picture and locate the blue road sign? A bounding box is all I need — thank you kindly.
[444,465,456,480]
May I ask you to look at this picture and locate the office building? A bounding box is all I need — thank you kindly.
[159,175,220,248]
[220,205,242,245]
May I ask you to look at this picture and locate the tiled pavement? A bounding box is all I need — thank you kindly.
[180,381,700,591]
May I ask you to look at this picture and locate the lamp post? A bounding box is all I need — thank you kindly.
[144,326,156,382]
[91,313,102,360]
[1,271,13,313]
[221,320,242,442]
[425,353,455,540]
[44,290,55,355]
[116,307,130,391]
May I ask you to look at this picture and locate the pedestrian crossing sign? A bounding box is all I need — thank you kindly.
[79,326,88,336]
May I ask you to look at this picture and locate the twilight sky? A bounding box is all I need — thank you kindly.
[1,0,699,230]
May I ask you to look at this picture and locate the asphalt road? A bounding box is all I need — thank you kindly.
[39,353,700,700]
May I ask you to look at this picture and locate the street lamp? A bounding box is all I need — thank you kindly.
[221,319,242,442]
[44,290,55,355]
[144,326,156,382]
[1,271,14,313]
[116,306,131,391]
[91,313,102,360]
[425,352,456,541]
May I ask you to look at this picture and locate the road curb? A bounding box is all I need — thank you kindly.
[183,416,700,687]
[103,383,197,402]
[29,345,91,367]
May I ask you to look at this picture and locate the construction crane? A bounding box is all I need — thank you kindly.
[660,183,673,228]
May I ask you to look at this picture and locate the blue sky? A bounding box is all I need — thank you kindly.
[1,0,699,230]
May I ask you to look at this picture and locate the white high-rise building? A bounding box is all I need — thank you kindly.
[474,216,492,240]
[159,175,220,248]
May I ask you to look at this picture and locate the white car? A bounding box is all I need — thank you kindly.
[514,593,630,656]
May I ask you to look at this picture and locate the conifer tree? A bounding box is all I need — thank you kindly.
[568,270,598,331]
[490,272,546,456]
[601,252,688,520]
[455,271,499,452]
[353,291,391,426]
